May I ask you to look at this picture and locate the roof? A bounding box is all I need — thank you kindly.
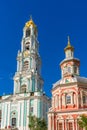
[60,57,80,66]
[53,75,87,89]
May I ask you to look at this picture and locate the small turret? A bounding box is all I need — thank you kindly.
[64,36,74,59]
[60,37,80,78]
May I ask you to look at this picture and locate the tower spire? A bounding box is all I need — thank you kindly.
[25,15,36,28]
[30,15,32,20]
[68,36,71,46]
[64,36,74,52]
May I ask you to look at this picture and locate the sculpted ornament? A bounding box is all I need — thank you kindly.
[23,50,29,57]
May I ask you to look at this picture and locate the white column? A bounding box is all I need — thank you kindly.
[48,114,51,130]
[81,91,83,107]
[73,120,74,130]
[75,119,78,130]
[17,102,20,127]
[21,101,24,130]
[63,120,64,130]
[1,103,4,128]
[59,94,61,109]
[4,103,7,128]
[7,102,11,127]
[34,99,38,117]
[52,114,54,130]
[26,100,29,130]
[56,120,58,130]
[76,93,79,108]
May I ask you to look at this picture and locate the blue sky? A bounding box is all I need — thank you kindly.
[0,0,87,97]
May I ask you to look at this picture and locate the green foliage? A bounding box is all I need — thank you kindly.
[28,115,47,130]
[78,115,87,130]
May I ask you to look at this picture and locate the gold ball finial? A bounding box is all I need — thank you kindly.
[25,15,36,28]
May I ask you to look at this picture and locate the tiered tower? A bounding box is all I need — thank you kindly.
[48,37,87,130]
[0,18,50,130]
[14,18,43,94]
[60,36,80,79]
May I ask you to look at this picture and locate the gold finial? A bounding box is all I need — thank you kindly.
[68,36,71,46]
[64,36,74,52]
[25,15,36,28]
[30,15,32,20]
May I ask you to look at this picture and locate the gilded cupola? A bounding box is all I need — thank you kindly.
[64,36,74,52]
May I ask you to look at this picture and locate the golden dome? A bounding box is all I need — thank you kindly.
[64,36,74,52]
[25,17,36,28]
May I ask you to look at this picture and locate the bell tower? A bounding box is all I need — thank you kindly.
[14,18,43,94]
[60,37,80,79]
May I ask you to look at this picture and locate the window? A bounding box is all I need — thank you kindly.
[74,66,77,74]
[58,123,62,130]
[30,107,33,113]
[30,92,34,96]
[12,118,16,127]
[25,42,30,50]
[21,85,27,93]
[83,95,86,104]
[68,66,71,73]
[30,99,34,114]
[66,95,71,104]
[23,61,29,71]
[68,122,73,130]
[26,29,31,37]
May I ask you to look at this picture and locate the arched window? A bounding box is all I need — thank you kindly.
[26,29,31,37]
[23,61,29,71]
[68,66,71,73]
[68,122,73,130]
[21,85,27,93]
[30,99,34,114]
[66,95,71,104]
[25,42,30,50]
[58,123,62,130]
[83,95,86,104]
[12,118,16,127]
[74,66,77,74]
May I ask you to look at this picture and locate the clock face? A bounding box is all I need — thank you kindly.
[63,66,71,76]
[23,50,29,57]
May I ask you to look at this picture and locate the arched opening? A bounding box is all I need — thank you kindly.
[21,85,27,93]
[25,42,30,50]
[26,29,31,37]
[23,61,29,71]
[12,118,16,127]
[66,95,71,104]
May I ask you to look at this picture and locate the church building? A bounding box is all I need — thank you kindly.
[48,37,87,130]
[0,18,50,130]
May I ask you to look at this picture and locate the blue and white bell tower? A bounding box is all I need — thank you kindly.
[14,18,43,94]
[0,18,50,130]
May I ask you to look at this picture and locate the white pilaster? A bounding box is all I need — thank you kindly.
[17,102,20,127]
[26,100,29,130]
[48,114,51,130]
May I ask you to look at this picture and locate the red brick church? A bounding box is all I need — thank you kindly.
[48,37,87,130]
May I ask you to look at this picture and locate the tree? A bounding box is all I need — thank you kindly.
[78,115,87,130]
[28,115,47,130]
[28,115,36,130]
